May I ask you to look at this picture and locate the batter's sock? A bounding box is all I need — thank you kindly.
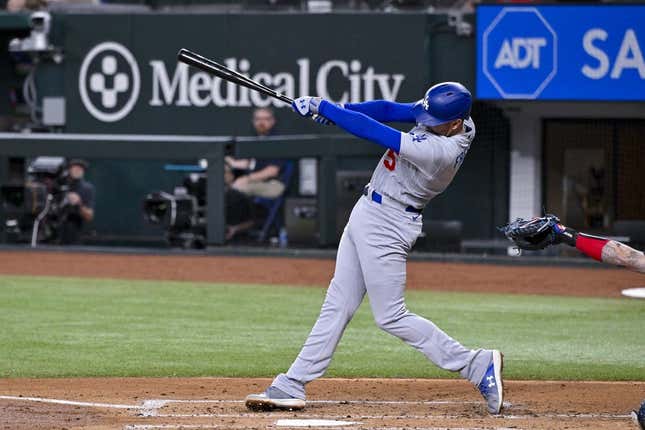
[575,234,609,262]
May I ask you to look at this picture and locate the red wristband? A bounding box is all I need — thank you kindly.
[575,234,608,261]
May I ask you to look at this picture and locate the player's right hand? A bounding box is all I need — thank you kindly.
[292,96,322,117]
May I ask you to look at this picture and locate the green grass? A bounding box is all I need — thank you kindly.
[0,275,644,380]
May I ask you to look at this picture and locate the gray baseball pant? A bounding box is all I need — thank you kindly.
[273,196,492,399]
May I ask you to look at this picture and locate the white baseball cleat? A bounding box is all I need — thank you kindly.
[245,386,306,411]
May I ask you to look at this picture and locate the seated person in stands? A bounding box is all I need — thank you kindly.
[225,107,287,199]
[60,158,95,244]
[225,108,288,240]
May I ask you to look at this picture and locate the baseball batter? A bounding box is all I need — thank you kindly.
[245,82,504,415]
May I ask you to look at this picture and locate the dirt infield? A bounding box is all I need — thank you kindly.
[1,250,643,297]
[1,250,644,429]
[1,378,643,430]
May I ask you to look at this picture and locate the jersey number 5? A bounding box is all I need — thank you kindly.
[383,149,396,171]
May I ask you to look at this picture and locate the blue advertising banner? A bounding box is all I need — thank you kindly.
[476,5,645,100]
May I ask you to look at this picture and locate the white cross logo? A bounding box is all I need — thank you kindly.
[79,41,140,123]
[89,56,129,109]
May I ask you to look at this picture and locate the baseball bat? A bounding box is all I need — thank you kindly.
[177,48,294,105]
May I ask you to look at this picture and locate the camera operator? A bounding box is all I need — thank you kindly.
[59,158,94,244]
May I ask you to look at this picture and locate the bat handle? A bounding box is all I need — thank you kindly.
[312,114,335,126]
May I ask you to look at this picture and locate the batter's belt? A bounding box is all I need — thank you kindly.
[363,186,423,215]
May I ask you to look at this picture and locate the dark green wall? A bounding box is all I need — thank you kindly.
[426,14,475,90]
[54,13,429,135]
[86,159,188,241]
[18,11,507,243]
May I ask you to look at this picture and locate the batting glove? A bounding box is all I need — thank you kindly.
[292,96,322,117]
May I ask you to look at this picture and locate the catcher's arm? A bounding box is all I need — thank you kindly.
[599,240,645,273]
[499,215,645,274]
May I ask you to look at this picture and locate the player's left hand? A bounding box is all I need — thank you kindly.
[292,96,322,117]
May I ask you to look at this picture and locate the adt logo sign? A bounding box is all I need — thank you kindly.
[483,8,557,99]
[79,42,140,122]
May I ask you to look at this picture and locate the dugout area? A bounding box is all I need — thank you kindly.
[496,101,645,253]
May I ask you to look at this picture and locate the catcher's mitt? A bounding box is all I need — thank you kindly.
[498,214,561,251]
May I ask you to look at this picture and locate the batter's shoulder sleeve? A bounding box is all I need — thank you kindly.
[399,118,476,174]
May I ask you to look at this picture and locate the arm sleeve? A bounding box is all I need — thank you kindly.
[343,100,416,123]
[318,100,403,153]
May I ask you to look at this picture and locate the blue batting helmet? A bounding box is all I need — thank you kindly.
[412,82,472,127]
